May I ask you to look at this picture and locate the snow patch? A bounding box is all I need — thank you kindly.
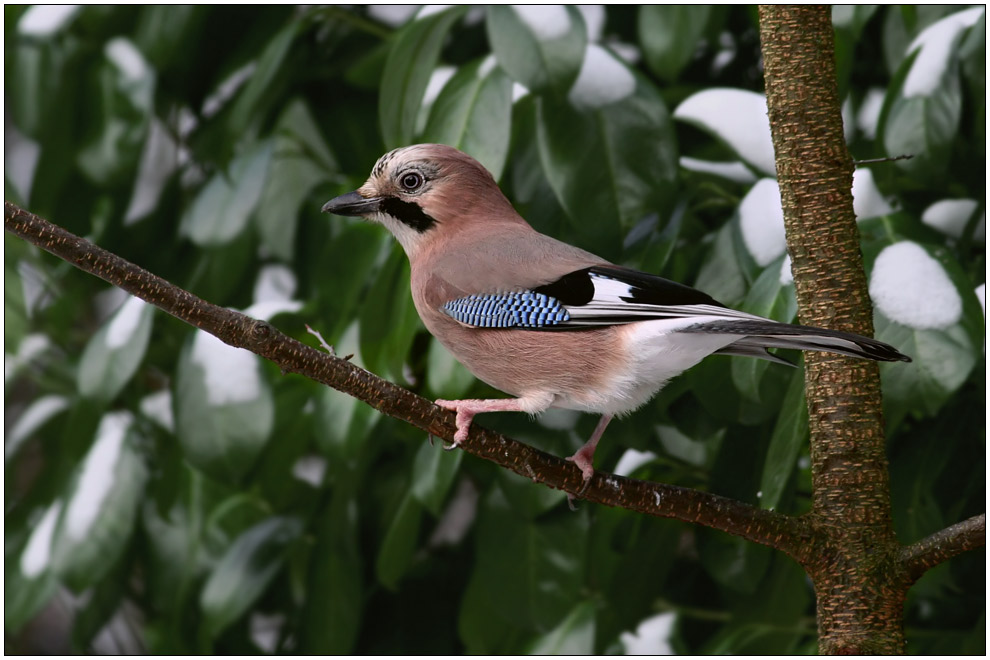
[477,54,497,78]
[368,5,419,27]
[191,331,263,405]
[125,119,180,224]
[19,5,79,36]
[106,297,148,349]
[244,300,303,322]
[739,179,786,267]
[5,119,41,203]
[856,87,886,139]
[621,612,676,655]
[679,157,756,185]
[202,62,257,118]
[842,96,855,143]
[903,7,985,97]
[780,254,794,285]
[21,501,63,578]
[64,412,131,540]
[140,390,174,432]
[417,5,453,21]
[614,449,657,477]
[674,89,776,176]
[607,41,641,65]
[577,5,605,42]
[512,82,530,103]
[422,66,456,107]
[921,199,982,239]
[869,242,962,329]
[106,38,148,82]
[568,45,635,110]
[6,395,69,461]
[254,264,297,303]
[5,333,53,385]
[852,168,893,220]
[513,5,571,40]
[292,456,327,487]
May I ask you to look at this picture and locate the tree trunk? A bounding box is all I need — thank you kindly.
[758,5,908,654]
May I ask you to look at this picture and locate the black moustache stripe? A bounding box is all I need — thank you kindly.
[379,197,437,233]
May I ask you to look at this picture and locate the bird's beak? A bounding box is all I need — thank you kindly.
[321,191,383,216]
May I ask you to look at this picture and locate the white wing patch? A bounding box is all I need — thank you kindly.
[562,272,764,325]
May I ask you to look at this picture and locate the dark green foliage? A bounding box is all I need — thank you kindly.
[5,5,984,654]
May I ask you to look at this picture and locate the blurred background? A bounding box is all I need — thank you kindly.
[4,5,985,654]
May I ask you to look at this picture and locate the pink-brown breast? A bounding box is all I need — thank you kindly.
[410,266,632,412]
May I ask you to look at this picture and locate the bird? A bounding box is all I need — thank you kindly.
[321,144,911,484]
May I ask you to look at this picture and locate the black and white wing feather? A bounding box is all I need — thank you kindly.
[440,265,911,363]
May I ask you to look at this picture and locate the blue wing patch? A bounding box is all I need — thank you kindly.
[442,292,570,328]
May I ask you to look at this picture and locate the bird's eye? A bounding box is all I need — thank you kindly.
[399,172,424,192]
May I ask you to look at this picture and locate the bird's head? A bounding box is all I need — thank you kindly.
[322,144,521,257]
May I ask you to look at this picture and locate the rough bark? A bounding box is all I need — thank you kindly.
[759,5,906,654]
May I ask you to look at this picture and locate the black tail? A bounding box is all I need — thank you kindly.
[690,320,912,363]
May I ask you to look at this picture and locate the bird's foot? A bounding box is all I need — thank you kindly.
[566,447,597,483]
[435,399,473,449]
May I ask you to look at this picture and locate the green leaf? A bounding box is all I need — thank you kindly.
[528,600,596,654]
[314,385,379,468]
[200,516,303,639]
[180,139,274,247]
[460,487,587,634]
[537,48,678,258]
[252,99,337,260]
[496,466,567,519]
[227,19,300,139]
[876,316,977,418]
[425,337,476,400]
[411,439,463,515]
[174,331,275,483]
[6,394,70,464]
[730,257,796,399]
[759,370,808,511]
[379,6,468,147]
[486,6,587,95]
[697,526,772,594]
[832,5,877,36]
[77,295,155,402]
[883,73,961,179]
[694,221,748,305]
[301,490,363,654]
[865,241,982,419]
[359,246,421,384]
[311,221,391,342]
[6,501,61,632]
[77,38,155,187]
[638,6,711,81]
[51,412,148,591]
[422,56,513,180]
[4,242,29,353]
[375,493,423,590]
[133,5,204,70]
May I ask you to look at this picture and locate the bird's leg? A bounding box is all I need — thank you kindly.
[435,393,553,446]
[566,414,614,484]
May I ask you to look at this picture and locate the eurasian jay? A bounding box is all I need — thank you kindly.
[322,144,910,482]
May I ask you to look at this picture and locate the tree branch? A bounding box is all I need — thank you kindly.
[901,514,986,582]
[5,200,812,556]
